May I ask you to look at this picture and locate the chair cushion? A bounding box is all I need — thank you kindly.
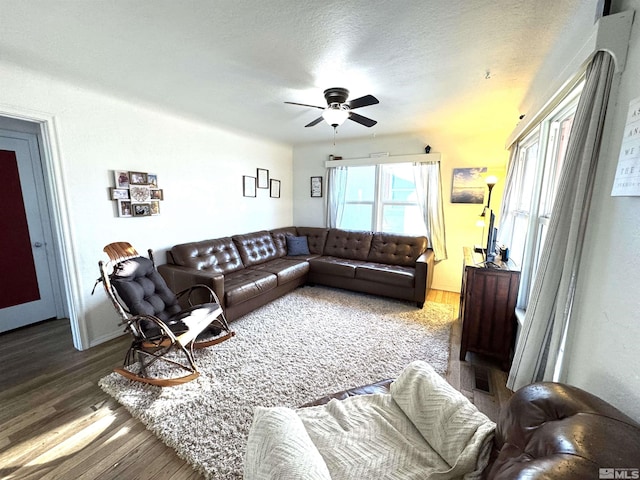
[110,257,181,322]
[286,235,311,255]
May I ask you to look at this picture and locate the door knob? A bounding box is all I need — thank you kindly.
[34,242,43,247]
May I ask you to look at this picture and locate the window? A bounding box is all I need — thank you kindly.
[339,163,427,235]
[500,83,582,309]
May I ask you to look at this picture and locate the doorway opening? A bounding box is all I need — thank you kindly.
[0,114,81,349]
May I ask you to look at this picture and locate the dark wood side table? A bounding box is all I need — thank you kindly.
[459,246,520,370]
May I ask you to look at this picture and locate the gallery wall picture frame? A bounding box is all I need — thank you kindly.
[130,185,151,203]
[243,175,257,197]
[257,168,269,189]
[129,171,148,185]
[147,173,158,188]
[270,179,281,198]
[110,169,164,218]
[150,189,164,200]
[132,203,151,217]
[118,200,132,217]
[110,188,130,200]
[114,170,130,189]
[311,176,323,197]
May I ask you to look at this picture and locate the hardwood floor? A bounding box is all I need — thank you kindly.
[0,290,511,479]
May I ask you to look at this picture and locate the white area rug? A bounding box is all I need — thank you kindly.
[99,286,455,479]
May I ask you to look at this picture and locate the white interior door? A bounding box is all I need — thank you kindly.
[0,130,58,332]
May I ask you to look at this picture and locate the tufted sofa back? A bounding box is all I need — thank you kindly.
[269,226,298,257]
[296,227,329,255]
[170,237,244,274]
[323,229,373,260]
[367,233,428,267]
[232,231,278,267]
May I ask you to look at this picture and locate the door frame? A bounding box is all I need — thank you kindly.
[0,107,87,350]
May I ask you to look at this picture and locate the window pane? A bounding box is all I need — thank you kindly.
[381,204,426,235]
[345,165,375,201]
[339,204,373,230]
[380,164,416,201]
[517,143,538,212]
[509,214,529,268]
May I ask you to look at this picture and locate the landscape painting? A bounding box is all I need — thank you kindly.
[451,167,487,204]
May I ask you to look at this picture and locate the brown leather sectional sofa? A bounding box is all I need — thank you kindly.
[158,227,435,321]
[303,380,640,478]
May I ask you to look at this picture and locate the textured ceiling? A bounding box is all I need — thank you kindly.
[0,0,598,145]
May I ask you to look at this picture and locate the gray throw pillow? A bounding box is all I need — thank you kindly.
[286,235,310,255]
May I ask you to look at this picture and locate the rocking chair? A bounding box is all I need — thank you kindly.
[96,242,235,386]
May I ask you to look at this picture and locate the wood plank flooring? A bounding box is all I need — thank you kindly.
[0,289,511,479]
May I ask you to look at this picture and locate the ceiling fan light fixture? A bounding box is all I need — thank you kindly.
[322,105,349,127]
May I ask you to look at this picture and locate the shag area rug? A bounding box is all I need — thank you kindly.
[99,286,456,479]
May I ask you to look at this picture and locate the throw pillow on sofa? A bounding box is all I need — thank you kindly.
[286,235,310,255]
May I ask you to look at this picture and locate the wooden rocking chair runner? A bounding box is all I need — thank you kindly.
[97,242,235,387]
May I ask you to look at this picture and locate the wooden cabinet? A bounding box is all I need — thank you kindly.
[459,247,520,370]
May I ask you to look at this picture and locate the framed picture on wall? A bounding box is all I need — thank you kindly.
[270,179,281,198]
[132,203,151,217]
[243,175,257,197]
[147,173,158,188]
[110,188,130,200]
[150,201,160,216]
[257,168,269,189]
[114,170,130,189]
[129,171,148,185]
[118,200,132,217]
[311,176,323,197]
[451,167,487,204]
[150,189,164,200]
[129,185,151,203]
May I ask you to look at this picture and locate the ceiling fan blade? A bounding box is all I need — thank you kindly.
[284,101,325,110]
[347,94,379,110]
[305,116,324,127]
[348,112,377,127]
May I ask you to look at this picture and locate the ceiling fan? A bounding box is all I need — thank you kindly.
[285,87,379,130]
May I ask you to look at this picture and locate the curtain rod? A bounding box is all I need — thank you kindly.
[324,152,441,168]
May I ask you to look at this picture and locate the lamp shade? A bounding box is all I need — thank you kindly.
[322,107,349,127]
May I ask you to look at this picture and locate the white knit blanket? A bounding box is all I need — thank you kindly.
[244,361,496,480]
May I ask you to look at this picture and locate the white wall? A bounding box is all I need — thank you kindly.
[0,60,293,348]
[561,0,640,420]
[292,132,507,293]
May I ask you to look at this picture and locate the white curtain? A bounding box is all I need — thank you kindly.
[496,145,519,249]
[325,166,348,228]
[413,162,448,261]
[507,51,615,391]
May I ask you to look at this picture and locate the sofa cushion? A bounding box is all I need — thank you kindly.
[270,227,298,257]
[248,258,309,284]
[170,237,244,274]
[309,256,364,278]
[367,233,428,267]
[232,231,278,267]
[355,263,415,288]
[286,235,311,256]
[223,269,278,306]
[323,229,373,260]
[296,227,329,255]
